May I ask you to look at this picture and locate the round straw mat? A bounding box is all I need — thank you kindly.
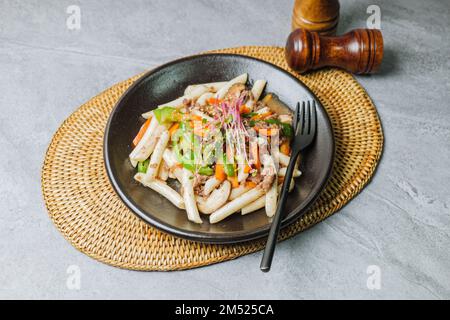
[41,46,383,271]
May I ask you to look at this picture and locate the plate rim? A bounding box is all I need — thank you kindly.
[104,52,335,244]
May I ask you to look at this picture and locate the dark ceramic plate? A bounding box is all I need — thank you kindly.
[104,53,334,244]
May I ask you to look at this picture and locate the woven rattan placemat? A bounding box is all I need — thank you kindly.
[41,46,383,271]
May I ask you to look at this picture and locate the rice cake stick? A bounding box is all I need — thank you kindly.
[197,181,231,214]
[184,81,227,96]
[251,80,267,101]
[209,187,265,224]
[142,86,210,118]
[263,155,278,218]
[203,177,221,196]
[242,180,295,215]
[143,130,170,182]
[229,184,251,201]
[129,117,163,164]
[134,173,185,209]
[182,168,202,224]
[162,148,183,182]
[216,74,248,99]
[278,167,301,177]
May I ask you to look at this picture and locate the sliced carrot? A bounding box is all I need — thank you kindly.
[168,122,180,136]
[250,141,261,170]
[257,128,279,137]
[191,114,202,121]
[240,104,251,114]
[228,175,239,188]
[215,164,226,182]
[245,181,257,188]
[251,111,272,121]
[280,140,291,155]
[208,97,222,105]
[132,117,152,147]
[243,164,252,174]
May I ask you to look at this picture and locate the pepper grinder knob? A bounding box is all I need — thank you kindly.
[285,28,384,74]
[291,0,340,35]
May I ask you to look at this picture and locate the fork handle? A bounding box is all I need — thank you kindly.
[260,152,299,272]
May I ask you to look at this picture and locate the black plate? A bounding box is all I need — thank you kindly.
[104,53,334,243]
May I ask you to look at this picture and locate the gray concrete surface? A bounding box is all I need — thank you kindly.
[1,0,449,300]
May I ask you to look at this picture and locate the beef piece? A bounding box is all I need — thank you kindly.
[193,173,208,195]
[224,83,246,101]
[248,172,263,184]
[260,166,276,192]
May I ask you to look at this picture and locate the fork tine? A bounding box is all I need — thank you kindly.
[310,100,317,136]
[293,102,300,133]
[300,101,306,134]
[307,100,312,134]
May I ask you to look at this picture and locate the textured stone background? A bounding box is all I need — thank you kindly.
[1,0,449,299]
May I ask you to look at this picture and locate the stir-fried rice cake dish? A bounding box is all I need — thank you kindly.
[129,73,302,224]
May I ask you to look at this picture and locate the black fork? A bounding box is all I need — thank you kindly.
[260,100,317,272]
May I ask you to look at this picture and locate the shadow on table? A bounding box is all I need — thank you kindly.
[374,47,400,77]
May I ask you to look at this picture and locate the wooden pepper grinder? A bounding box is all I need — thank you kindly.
[292,0,340,35]
[285,28,384,74]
